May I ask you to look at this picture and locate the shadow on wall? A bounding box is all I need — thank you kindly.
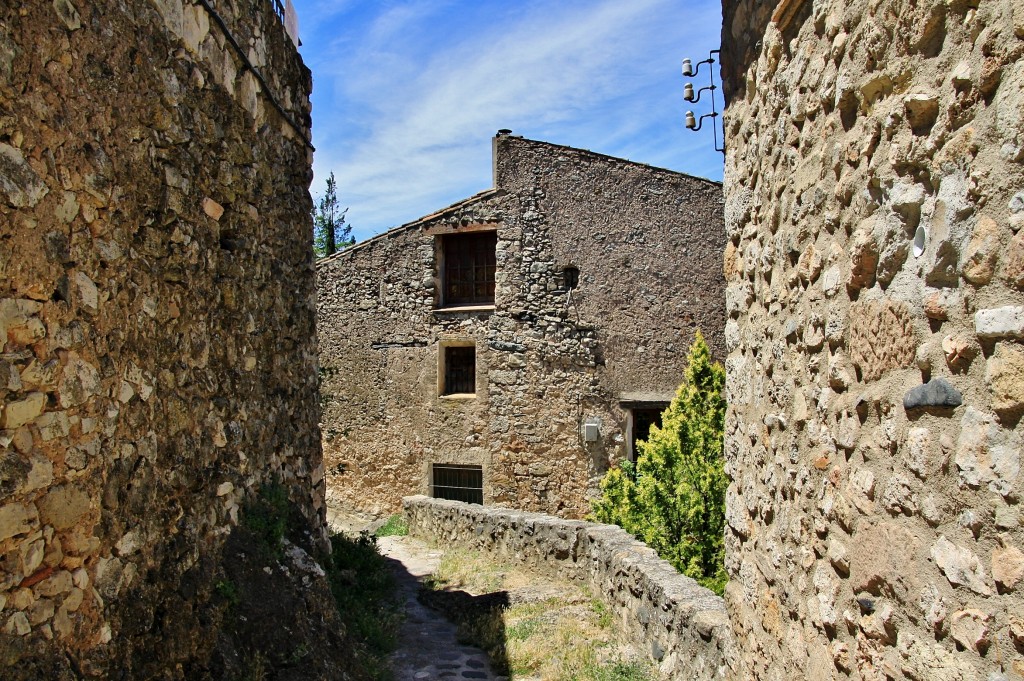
[721,0,810,103]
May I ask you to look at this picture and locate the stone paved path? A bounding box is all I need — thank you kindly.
[377,535,507,681]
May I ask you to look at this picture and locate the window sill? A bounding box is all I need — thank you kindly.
[433,304,495,314]
[439,393,477,400]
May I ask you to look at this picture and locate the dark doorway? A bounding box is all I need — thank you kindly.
[629,407,667,461]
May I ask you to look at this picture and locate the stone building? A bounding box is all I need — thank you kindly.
[1,1,329,676]
[317,134,724,519]
[721,0,1024,677]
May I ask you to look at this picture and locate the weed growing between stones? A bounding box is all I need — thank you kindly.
[374,514,409,537]
[240,482,293,561]
[215,579,240,607]
[586,588,614,629]
[325,531,403,680]
[591,660,661,681]
[423,548,657,680]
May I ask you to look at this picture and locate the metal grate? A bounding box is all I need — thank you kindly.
[443,232,497,305]
[432,464,483,505]
[443,346,476,395]
[268,0,299,48]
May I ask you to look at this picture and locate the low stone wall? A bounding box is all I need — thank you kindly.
[403,496,736,679]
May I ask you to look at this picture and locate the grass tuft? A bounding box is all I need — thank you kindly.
[374,514,409,537]
[215,579,239,607]
[425,548,659,681]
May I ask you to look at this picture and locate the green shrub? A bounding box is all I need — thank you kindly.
[326,532,402,663]
[592,332,728,595]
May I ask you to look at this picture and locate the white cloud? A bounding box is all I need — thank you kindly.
[297,0,723,239]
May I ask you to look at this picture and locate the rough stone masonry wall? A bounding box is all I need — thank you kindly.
[1,0,321,676]
[404,495,737,679]
[317,135,724,519]
[721,0,1024,678]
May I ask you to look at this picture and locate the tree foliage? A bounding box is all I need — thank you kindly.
[313,171,353,257]
[591,331,727,595]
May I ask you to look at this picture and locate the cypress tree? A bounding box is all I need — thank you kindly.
[592,331,727,594]
[313,172,353,257]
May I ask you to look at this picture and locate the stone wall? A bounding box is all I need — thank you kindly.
[721,0,1024,678]
[1,0,323,676]
[404,495,736,679]
[317,134,724,519]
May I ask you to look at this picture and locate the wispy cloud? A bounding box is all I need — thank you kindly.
[294,0,723,239]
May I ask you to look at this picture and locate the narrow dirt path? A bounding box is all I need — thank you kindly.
[377,535,506,681]
[325,508,504,680]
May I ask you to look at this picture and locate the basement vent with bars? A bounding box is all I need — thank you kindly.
[431,464,483,505]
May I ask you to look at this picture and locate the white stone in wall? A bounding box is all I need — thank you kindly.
[974,306,1024,339]
[0,143,48,208]
[955,407,1021,497]
[931,536,991,596]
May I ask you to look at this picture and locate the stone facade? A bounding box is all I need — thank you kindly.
[1,0,323,676]
[722,0,1024,678]
[404,495,736,679]
[317,134,724,519]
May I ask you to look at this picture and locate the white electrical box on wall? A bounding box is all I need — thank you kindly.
[583,421,600,442]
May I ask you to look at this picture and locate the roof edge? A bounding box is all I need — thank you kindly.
[317,135,722,268]
[316,188,501,266]
[496,133,723,188]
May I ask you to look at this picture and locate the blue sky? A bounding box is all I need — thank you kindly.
[290,0,724,241]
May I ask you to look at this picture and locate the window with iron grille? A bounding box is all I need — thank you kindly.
[442,345,476,395]
[442,231,497,306]
[432,464,483,505]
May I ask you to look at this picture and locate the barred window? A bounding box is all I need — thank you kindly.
[442,232,497,306]
[442,345,476,395]
[432,464,483,505]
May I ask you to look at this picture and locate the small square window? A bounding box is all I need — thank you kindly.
[442,345,476,395]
